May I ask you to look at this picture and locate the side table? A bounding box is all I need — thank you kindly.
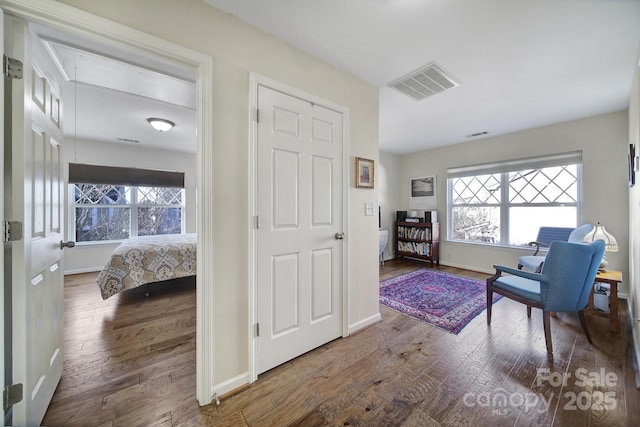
[586,269,621,333]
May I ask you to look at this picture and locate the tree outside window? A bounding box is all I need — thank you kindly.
[73,184,183,242]
[449,163,579,245]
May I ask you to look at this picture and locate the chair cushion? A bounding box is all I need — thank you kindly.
[535,227,574,245]
[492,275,543,303]
[518,255,545,272]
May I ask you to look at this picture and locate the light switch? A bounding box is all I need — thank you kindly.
[365,202,374,216]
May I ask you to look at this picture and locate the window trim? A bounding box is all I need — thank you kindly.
[447,152,583,247]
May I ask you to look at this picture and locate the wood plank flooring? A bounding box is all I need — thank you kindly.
[42,260,640,426]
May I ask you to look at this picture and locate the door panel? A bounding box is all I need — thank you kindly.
[272,149,299,228]
[257,86,343,374]
[5,16,65,425]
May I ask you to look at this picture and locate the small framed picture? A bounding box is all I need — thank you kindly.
[355,157,375,188]
[629,144,636,187]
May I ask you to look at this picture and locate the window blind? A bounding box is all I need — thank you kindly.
[68,163,185,188]
[447,151,582,178]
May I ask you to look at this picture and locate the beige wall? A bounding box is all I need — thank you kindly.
[62,139,198,273]
[389,111,629,292]
[58,0,380,387]
[628,53,640,374]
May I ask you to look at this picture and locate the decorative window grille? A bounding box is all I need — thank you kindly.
[72,184,184,242]
[448,153,581,246]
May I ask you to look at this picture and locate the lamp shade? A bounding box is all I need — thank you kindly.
[147,118,175,132]
[583,222,618,252]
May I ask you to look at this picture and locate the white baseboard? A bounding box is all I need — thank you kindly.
[210,372,250,402]
[349,312,381,334]
[438,260,495,275]
[627,310,640,389]
[64,267,102,275]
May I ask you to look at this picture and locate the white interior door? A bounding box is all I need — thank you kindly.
[256,85,344,374]
[4,16,65,425]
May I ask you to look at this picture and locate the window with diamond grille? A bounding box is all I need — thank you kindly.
[447,152,581,246]
[72,184,184,242]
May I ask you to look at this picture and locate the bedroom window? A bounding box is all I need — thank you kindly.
[68,163,185,243]
[72,184,184,242]
[447,151,582,246]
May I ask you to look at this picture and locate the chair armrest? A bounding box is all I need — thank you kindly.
[527,241,550,256]
[492,264,547,283]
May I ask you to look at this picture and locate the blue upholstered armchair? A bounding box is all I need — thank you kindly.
[487,240,605,354]
[518,224,594,272]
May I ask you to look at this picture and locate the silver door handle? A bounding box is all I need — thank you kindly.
[334,232,345,240]
[60,240,76,249]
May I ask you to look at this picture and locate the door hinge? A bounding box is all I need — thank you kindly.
[255,215,260,230]
[256,323,260,337]
[256,108,260,123]
[3,55,23,79]
[3,384,23,411]
[3,220,23,242]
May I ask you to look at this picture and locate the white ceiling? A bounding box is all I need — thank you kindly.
[204,0,640,154]
[32,23,197,154]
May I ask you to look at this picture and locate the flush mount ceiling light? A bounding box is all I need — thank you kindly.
[147,118,175,132]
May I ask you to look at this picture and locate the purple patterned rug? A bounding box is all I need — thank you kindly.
[380,269,502,334]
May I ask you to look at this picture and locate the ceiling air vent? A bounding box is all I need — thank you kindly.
[389,62,459,101]
[465,131,489,138]
[117,137,140,144]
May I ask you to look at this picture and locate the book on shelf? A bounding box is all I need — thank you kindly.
[397,241,432,256]
[405,217,420,223]
[397,225,431,240]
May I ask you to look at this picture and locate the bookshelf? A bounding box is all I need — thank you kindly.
[394,221,439,266]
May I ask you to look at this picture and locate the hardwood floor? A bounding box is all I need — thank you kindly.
[42,260,640,426]
[42,273,198,427]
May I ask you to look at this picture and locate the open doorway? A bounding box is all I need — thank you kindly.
[2,4,214,424]
[37,23,199,425]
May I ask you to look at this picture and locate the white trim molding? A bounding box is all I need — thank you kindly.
[0,0,216,406]
[349,313,382,335]
[211,372,251,399]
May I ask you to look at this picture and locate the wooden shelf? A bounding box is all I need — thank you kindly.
[394,221,439,266]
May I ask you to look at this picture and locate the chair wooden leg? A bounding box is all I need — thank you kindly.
[486,287,493,324]
[527,306,532,318]
[577,310,593,344]
[543,311,553,354]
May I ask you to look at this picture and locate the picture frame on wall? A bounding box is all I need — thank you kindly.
[356,157,375,188]
[409,175,437,209]
[629,143,635,187]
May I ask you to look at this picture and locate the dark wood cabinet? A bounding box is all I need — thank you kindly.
[394,221,439,266]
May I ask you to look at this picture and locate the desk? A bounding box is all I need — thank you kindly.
[586,269,621,333]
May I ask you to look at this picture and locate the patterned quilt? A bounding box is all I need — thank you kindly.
[96,233,197,299]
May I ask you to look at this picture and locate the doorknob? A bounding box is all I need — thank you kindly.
[334,232,345,240]
[60,240,76,249]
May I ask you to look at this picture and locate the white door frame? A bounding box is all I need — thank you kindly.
[0,0,215,405]
[248,73,350,382]
[0,8,5,425]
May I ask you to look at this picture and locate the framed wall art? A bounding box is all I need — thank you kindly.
[629,143,635,187]
[409,175,437,210]
[356,157,374,188]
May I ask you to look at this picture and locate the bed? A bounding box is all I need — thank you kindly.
[96,233,197,299]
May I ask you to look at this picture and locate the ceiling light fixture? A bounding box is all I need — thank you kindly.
[147,118,175,132]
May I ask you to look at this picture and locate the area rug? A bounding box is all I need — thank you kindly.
[379,269,502,334]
